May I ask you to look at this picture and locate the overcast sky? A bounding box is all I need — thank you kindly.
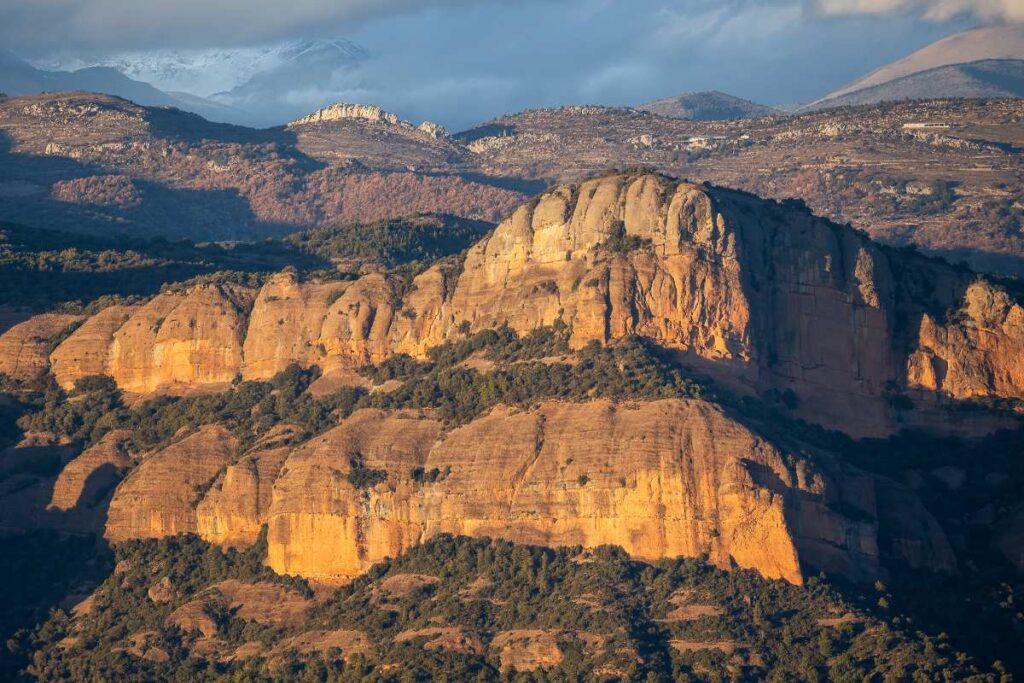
[2,0,1014,129]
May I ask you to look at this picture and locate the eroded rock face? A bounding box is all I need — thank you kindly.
[105,425,238,543]
[907,281,1024,401]
[0,313,82,381]
[249,400,951,585]
[28,172,1024,439]
[288,103,402,127]
[49,429,134,517]
[195,443,290,550]
[240,273,349,381]
[49,305,137,390]
[107,286,252,394]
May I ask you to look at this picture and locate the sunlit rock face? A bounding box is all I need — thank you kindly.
[29,171,1024,440]
[159,401,954,586]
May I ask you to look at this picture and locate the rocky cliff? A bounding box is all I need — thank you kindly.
[25,171,1024,438]
[101,401,952,585]
[104,425,238,542]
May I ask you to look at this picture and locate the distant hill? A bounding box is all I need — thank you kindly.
[638,90,778,120]
[809,59,1024,110]
[36,40,368,127]
[809,25,1024,109]
[0,50,244,124]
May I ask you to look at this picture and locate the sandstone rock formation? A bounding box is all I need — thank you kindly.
[106,285,252,394]
[906,280,1024,401]
[48,429,134,520]
[33,172,1024,440]
[163,400,954,586]
[49,305,137,390]
[105,425,238,543]
[195,442,290,550]
[0,313,82,381]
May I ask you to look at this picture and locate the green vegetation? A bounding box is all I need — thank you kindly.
[283,214,491,269]
[14,364,364,454]
[363,332,707,425]
[0,213,490,312]
[346,463,388,489]
[20,534,996,682]
[0,222,321,312]
[0,532,112,680]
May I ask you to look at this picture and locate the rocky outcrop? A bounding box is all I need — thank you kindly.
[240,273,349,381]
[105,425,238,543]
[241,400,953,585]
[106,285,252,394]
[195,441,290,550]
[288,103,402,127]
[906,280,1024,401]
[0,313,82,381]
[49,305,137,389]
[26,172,1024,438]
[48,429,134,519]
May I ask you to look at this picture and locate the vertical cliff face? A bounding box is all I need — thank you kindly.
[216,400,953,586]
[241,273,350,381]
[48,429,134,517]
[107,286,252,394]
[0,313,83,382]
[49,305,138,390]
[28,171,1024,439]
[906,280,1024,401]
[104,425,238,543]
[263,410,442,581]
[195,440,291,550]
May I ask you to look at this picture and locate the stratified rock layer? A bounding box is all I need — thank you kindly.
[105,425,238,543]
[0,313,82,381]
[171,400,952,586]
[106,286,252,394]
[49,305,137,389]
[37,172,1024,438]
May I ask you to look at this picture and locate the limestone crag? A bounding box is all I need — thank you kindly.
[288,103,403,127]
[167,400,954,585]
[30,172,1024,438]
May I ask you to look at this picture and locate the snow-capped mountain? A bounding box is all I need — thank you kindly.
[34,39,367,100]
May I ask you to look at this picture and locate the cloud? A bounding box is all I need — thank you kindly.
[809,0,1024,22]
[0,0,512,51]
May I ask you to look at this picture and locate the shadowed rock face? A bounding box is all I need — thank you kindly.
[104,425,238,543]
[162,401,953,585]
[0,313,82,382]
[32,172,1024,438]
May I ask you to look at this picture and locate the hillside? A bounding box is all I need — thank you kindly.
[1,171,1023,678]
[638,91,778,121]
[814,25,1024,105]
[0,92,525,241]
[460,99,1024,275]
[8,534,995,681]
[809,59,1024,110]
[2,90,1023,276]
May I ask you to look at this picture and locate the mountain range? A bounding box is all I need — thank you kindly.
[0,50,244,124]
[808,25,1024,109]
[31,39,368,127]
